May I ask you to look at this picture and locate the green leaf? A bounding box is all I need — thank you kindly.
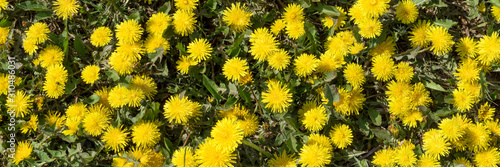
[18,1,50,11]
[368,108,382,126]
[434,19,457,29]
[74,36,88,57]
[203,0,217,11]
[316,4,340,16]
[158,2,171,13]
[59,134,76,143]
[490,0,500,7]
[105,70,120,81]
[35,11,53,21]
[323,83,339,106]
[238,89,252,104]
[202,74,224,100]
[0,18,12,27]
[371,128,392,141]
[412,0,431,6]
[127,12,141,21]
[176,42,186,55]
[224,97,237,108]
[424,80,447,92]
[64,77,78,94]
[84,95,101,105]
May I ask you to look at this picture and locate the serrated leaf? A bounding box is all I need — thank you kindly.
[371,128,392,141]
[18,1,50,11]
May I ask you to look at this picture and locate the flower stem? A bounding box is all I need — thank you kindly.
[241,139,273,158]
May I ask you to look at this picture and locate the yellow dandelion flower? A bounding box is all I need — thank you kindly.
[370,37,396,57]
[174,0,198,11]
[417,154,440,167]
[317,51,345,73]
[12,141,33,165]
[223,3,253,32]
[298,143,331,167]
[372,148,396,167]
[0,26,9,46]
[172,10,197,36]
[20,115,38,134]
[66,102,87,119]
[109,52,137,76]
[453,157,473,167]
[478,102,495,121]
[465,123,490,151]
[134,149,165,167]
[127,88,145,107]
[285,21,305,40]
[402,109,423,128]
[62,117,81,136]
[223,57,249,82]
[349,42,365,55]
[333,87,366,116]
[371,55,395,82]
[90,27,112,47]
[108,85,131,108]
[422,129,451,159]
[359,18,382,39]
[330,124,353,149]
[269,150,297,167]
[238,114,259,137]
[163,95,201,124]
[358,0,390,18]
[37,46,62,68]
[452,89,474,112]
[81,65,100,84]
[395,141,417,167]
[454,57,480,83]
[394,62,414,83]
[0,74,8,95]
[172,147,197,167]
[307,134,333,151]
[409,20,432,48]
[211,118,243,153]
[131,121,161,148]
[268,49,291,71]
[23,39,37,55]
[348,3,366,24]
[438,114,468,142]
[476,32,500,65]
[322,7,347,30]
[474,148,500,167]
[52,0,80,20]
[456,37,477,58]
[386,80,412,100]
[195,138,236,167]
[395,0,418,24]
[249,28,279,61]
[410,82,432,107]
[261,80,293,113]
[427,25,454,56]
[187,38,212,62]
[270,19,286,35]
[344,63,365,88]
[294,53,319,77]
[82,105,110,136]
[112,157,135,167]
[116,20,143,44]
[301,104,327,132]
[0,0,7,11]
[283,3,304,24]
[130,75,157,100]
[492,6,500,22]
[102,125,129,152]
[115,41,143,61]
[144,35,169,54]
[26,22,50,44]
[94,87,111,108]
[7,90,33,118]
[486,120,500,136]
[176,55,197,74]
[45,111,65,128]
[146,12,171,36]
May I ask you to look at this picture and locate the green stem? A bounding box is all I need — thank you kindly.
[241,139,273,158]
